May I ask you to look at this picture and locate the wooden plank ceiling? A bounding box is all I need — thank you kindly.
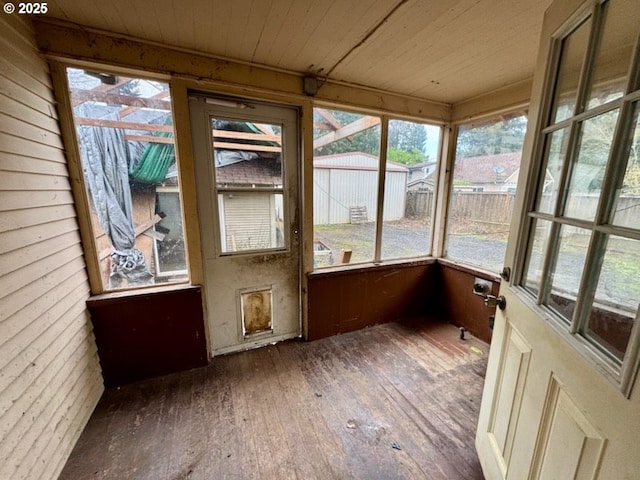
[46,0,553,104]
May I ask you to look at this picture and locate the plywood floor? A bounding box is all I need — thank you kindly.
[60,320,488,479]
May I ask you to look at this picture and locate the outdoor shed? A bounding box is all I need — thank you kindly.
[313,152,408,225]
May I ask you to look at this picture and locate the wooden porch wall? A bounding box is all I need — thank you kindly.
[87,285,208,387]
[0,13,104,480]
[307,260,440,340]
[437,261,501,343]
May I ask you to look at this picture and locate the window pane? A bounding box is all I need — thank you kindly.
[538,128,570,214]
[612,102,640,230]
[585,0,638,109]
[66,68,188,290]
[551,18,592,123]
[445,115,527,271]
[210,118,285,254]
[547,225,591,323]
[381,120,441,260]
[155,190,187,275]
[218,192,284,252]
[584,236,640,362]
[212,120,283,188]
[522,218,553,296]
[313,109,381,267]
[564,110,619,221]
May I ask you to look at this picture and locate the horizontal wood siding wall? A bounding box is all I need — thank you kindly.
[0,13,103,480]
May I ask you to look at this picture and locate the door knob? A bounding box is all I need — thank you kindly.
[484,295,506,310]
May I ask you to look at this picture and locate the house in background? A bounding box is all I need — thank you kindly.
[2,0,639,478]
[407,161,438,191]
[452,152,521,193]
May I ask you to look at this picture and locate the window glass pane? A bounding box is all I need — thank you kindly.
[584,235,640,362]
[381,120,441,260]
[547,225,591,323]
[612,102,640,229]
[313,109,381,267]
[210,118,285,254]
[551,18,591,124]
[212,120,283,188]
[218,192,284,252]
[522,218,553,296]
[66,68,188,290]
[155,190,187,275]
[564,109,619,221]
[538,128,570,214]
[445,115,527,271]
[585,0,639,109]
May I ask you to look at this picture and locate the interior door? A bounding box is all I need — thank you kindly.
[189,95,301,355]
[476,0,640,478]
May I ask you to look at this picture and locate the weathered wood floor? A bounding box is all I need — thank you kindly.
[60,320,488,479]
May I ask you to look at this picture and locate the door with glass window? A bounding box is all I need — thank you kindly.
[189,96,300,355]
[476,0,640,478]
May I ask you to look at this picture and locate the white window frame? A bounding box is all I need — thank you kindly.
[512,0,640,396]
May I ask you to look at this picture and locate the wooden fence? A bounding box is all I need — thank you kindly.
[406,191,640,229]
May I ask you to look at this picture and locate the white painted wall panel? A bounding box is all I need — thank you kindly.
[0,14,103,480]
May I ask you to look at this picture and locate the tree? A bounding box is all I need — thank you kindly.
[456,115,527,158]
[388,120,427,154]
[387,147,424,165]
[313,110,430,164]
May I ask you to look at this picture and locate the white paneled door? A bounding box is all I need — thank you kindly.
[476,0,640,479]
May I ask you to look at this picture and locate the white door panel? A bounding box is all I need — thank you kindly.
[189,96,301,355]
[476,0,640,478]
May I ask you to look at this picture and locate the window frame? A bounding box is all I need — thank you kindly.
[512,0,640,395]
[311,104,444,270]
[51,62,191,294]
[443,112,529,274]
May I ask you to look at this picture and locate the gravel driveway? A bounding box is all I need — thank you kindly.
[314,221,638,311]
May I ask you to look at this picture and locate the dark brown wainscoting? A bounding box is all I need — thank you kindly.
[307,259,439,340]
[438,261,500,343]
[87,284,208,387]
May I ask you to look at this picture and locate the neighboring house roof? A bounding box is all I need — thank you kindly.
[314,152,408,172]
[454,152,521,185]
[408,161,437,172]
[407,178,435,190]
[216,156,282,186]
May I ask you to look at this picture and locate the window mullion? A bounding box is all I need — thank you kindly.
[552,3,606,332]
[538,221,561,306]
[570,231,606,334]
[374,115,389,263]
[538,116,583,305]
[573,1,606,115]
